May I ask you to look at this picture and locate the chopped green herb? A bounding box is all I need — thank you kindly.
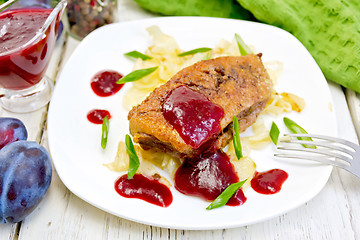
[270,121,280,145]
[124,51,152,60]
[178,47,212,57]
[125,134,140,179]
[202,51,212,60]
[232,116,243,159]
[117,67,158,84]
[235,33,253,56]
[283,117,316,149]
[206,180,247,210]
[101,116,109,149]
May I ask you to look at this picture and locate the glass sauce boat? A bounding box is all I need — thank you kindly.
[0,0,67,112]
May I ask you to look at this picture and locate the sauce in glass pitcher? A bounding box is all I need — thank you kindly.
[0,8,57,90]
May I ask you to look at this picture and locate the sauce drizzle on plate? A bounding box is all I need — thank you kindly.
[115,173,173,207]
[87,109,111,124]
[91,70,124,97]
[251,169,288,194]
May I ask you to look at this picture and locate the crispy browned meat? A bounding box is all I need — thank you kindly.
[128,54,273,158]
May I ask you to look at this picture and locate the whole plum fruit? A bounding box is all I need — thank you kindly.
[0,118,28,150]
[0,141,52,223]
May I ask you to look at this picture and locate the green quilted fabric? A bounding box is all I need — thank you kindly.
[134,0,253,20]
[237,0,360,92]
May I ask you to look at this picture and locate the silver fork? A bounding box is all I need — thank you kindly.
[274,133,360,178]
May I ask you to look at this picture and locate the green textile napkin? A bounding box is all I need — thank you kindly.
[134,0,254,20]
[237,0,360,93]
[134,0,360,93]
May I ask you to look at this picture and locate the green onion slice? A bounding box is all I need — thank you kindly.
[283,117,316,149]
[232,116,243,159]
[178,47,212,57]
[125,134,140,179]
[270,121,280,145]
[206,180,247,210]
[124,51,152,60]
[235,33,253,56]
[101,116,109,149]
[202,51,212,60]
[117,66,158,84]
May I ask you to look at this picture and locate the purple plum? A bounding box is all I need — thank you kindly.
[0,118,28,150]
[0,141,52,223]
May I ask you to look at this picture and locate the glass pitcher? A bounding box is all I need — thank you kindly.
[0,0,67,112]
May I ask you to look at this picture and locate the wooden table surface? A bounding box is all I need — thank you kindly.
[1,1,360,239]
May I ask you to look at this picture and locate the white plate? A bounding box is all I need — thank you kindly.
[48,17,337,230]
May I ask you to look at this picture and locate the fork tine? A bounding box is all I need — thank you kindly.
[280,139,355,157]
[282,134,358,158]
[285,133,359,151]
[274,152,350,170]
[276,145,353,164]
[276,134,360,179]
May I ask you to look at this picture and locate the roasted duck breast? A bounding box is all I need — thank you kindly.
[128,54,273,158]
